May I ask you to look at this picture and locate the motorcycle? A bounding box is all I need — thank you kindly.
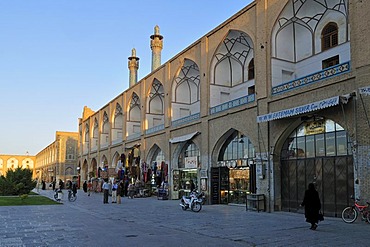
[180,190,203,212]
[192,190,206,205]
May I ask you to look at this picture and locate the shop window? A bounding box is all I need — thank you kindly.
[248,86,255,95]
[296,137,305,158]
[248,58,254,80]
[321,22,338,51]
[326,132,336,156]
[306,135,315,158]
[322,55,339,69]
[281,119,352,160]
[336,131,348,155]
[315,134,325,156]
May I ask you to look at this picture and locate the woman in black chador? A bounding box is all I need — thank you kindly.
[301,183,321,230]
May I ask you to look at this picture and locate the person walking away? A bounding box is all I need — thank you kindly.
[87,180,92,196]
[124,176,129,197]
[111,181,118,203]
[83,181,88,194]
[301,183,321,230]
[117,180,124,204]
[52,180,56,191]
[102,179,110,204]
[72,181,78,197]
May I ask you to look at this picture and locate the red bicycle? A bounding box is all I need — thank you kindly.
[341,196,370,223]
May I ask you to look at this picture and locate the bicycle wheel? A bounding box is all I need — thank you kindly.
[342,206,357,223]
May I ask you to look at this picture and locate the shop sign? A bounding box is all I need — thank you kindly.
[257,96,339,123]
[185,156,198,169]
[304,120,325,135]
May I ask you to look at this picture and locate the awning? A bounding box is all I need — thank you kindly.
[169,131,200,144]
[257,96,341,123]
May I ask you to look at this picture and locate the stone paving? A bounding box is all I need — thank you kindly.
[0,189,369,247]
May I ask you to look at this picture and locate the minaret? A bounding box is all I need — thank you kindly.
[150,25,163,71]
[128,48,140,87]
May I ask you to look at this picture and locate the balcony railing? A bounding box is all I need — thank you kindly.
[127,132,141,141]
[209,94,255,115]
[145,124,165,135]
[172,113,200,127]
[272,61,351,95]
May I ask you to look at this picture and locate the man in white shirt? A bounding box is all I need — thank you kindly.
[111,181,118,203]
[102,180,110,204]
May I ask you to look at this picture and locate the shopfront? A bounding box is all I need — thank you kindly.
[211,132,256,205]
[172,141,200,199]
[280,118,354,217]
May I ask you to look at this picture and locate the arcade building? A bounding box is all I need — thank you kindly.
[77,0,370,217]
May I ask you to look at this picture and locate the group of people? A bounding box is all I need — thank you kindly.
[83,178,129,204]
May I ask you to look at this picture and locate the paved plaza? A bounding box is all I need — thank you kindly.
[0,189,369,247]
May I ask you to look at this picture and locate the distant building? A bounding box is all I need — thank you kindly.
[0,154,36,177]
[35,131,78,183]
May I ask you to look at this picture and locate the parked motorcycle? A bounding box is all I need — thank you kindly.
[180,190,202,212]
[192,190,206,205]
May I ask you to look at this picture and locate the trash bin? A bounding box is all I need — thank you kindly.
[246,194,265,212]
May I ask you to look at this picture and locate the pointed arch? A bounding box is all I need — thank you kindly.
[91,118,99,151]
[126,92,141,138]
[171,59,200,122]
[101,111,110,147]
[21,158,34,169]
[112,103,123,143]
[146,79,165,131]
[209,30,254,108]
[276,117,354,216]
[271,0,350,90]
[111,152,121,169]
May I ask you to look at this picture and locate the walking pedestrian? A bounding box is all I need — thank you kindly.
[102,179,110,204]
[87,180,92,196]
[117,180,124,204]
[83,181,88,194]
[52,180,56,190]
[301,183,321,230]
[124,176,129,197]
[111,180,118,203]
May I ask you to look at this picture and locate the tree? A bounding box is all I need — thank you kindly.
[0,168,37,196]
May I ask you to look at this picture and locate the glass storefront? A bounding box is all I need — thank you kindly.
[229,167,249,204]
[173,141,200,199]
[212,132,256,205]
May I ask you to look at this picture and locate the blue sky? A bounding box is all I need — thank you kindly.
[0,0,252,155]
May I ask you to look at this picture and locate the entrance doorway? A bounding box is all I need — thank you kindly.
[280,119,354,217]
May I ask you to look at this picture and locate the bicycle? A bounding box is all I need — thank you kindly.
[68,189,77,202]
[341,196,370,223]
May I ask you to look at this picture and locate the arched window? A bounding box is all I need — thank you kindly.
[321,22,338,51]
[247,58,255,80]
[178,141,200,169]
[218,133,255,161]
[281,119,351,159]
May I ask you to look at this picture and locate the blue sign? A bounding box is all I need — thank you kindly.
[257,96,339,123]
